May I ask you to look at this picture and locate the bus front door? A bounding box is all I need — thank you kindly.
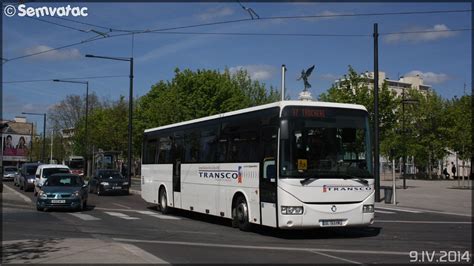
[172,160,181,208]
[260,127,278,227]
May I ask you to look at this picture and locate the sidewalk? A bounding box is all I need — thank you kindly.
[379,179,472,216]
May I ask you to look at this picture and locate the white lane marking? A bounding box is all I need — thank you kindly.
[69,213,101,221]
[136,210,181,220]
[376,204,471,217]
[308,250,361,264]
[376,206,422,213]
[113,238,408,256]
[375,210,396,214]
[118,243,168,263]
[95,207,141,212]
[112,203,132,209]
[376,220,471,224]
[105,212,140,220]
[3,184,32,203]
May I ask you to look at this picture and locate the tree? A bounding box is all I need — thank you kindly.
[133,68,280,156]
[444,95,472,161]
[72,96,128,157]
[48,93,101,132]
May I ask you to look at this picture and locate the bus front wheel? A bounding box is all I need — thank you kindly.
[159,187,170,214]
[233,196,251,231]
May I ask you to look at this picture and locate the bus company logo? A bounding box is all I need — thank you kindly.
[237,166,242,183]
[198,167,242,182]
[322,185,372,192]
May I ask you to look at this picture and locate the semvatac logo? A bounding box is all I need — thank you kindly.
[4,4,88,18]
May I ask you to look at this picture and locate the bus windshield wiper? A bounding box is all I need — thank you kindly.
[300,176,320,186]
[342,175,369,186]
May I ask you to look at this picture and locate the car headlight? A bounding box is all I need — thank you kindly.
[39,191,48,199]
[100,182,109,186]
[123,182,129,185]
[281,206,304,215]
[72,191,80,197]
[363,204,374,213]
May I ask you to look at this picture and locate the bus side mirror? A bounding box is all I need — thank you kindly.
[280,120,289,139]
[266,165,276,180]
[264,159,276,181]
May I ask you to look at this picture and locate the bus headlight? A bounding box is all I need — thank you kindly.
[281,206,303,215]
[363,204,374,213]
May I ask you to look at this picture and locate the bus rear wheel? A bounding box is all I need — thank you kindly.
[159,187,170,214]
[233,196,251,231]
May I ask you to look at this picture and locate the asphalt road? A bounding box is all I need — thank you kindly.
[2,181,472,264]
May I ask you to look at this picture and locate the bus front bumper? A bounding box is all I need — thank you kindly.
[278,201,375,229]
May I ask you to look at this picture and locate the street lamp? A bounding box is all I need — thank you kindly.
[401,88,419,189]
[22,112,46,163]
[53,79,90,176]
[85,54,134,186]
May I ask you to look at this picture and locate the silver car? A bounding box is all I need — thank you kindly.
[3,166,18,181]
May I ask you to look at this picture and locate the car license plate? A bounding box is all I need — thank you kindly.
[51,199,66,203]
[320,219,345,227]
[113,186,121,189]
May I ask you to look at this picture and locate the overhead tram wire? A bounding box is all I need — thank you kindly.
[3,75,129,84]
[3,9,472,63]
[27,17,89,33]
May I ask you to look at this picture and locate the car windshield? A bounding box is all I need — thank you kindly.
[98,171,123,179]
[44,175,83,187]
[280,107,373,179]
[26,166,38,175]
[43,168,70,178]
[5,167,17,172]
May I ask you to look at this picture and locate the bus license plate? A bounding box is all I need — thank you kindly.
[321,219,344,227]
[113,186,121,189]
[51,200,66,203]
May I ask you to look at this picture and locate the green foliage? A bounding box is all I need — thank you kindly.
[444,95,472,161]
[72,68,280,159]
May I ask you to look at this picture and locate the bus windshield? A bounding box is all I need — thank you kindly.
[68,160,84,170]
[280,106,372,179]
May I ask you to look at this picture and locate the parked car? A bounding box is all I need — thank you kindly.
[19,163,42,191]
[34,164,71,196]
[89,169,130,195]
[36,173,88,211]
[3,166,18,181]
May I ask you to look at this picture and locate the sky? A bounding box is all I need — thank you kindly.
[2,2,472,134]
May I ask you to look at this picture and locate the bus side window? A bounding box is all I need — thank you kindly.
[184,130,199,163]
[158,136,172,164]
[199,127,218,162]
[144,138,157,164]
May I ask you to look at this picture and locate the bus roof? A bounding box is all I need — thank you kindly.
[144,100,367,133]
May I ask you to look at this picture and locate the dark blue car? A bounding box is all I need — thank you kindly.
[19,163,41,192]
[36,173,88,211]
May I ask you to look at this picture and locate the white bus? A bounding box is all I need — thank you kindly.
[141,101,374,230]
